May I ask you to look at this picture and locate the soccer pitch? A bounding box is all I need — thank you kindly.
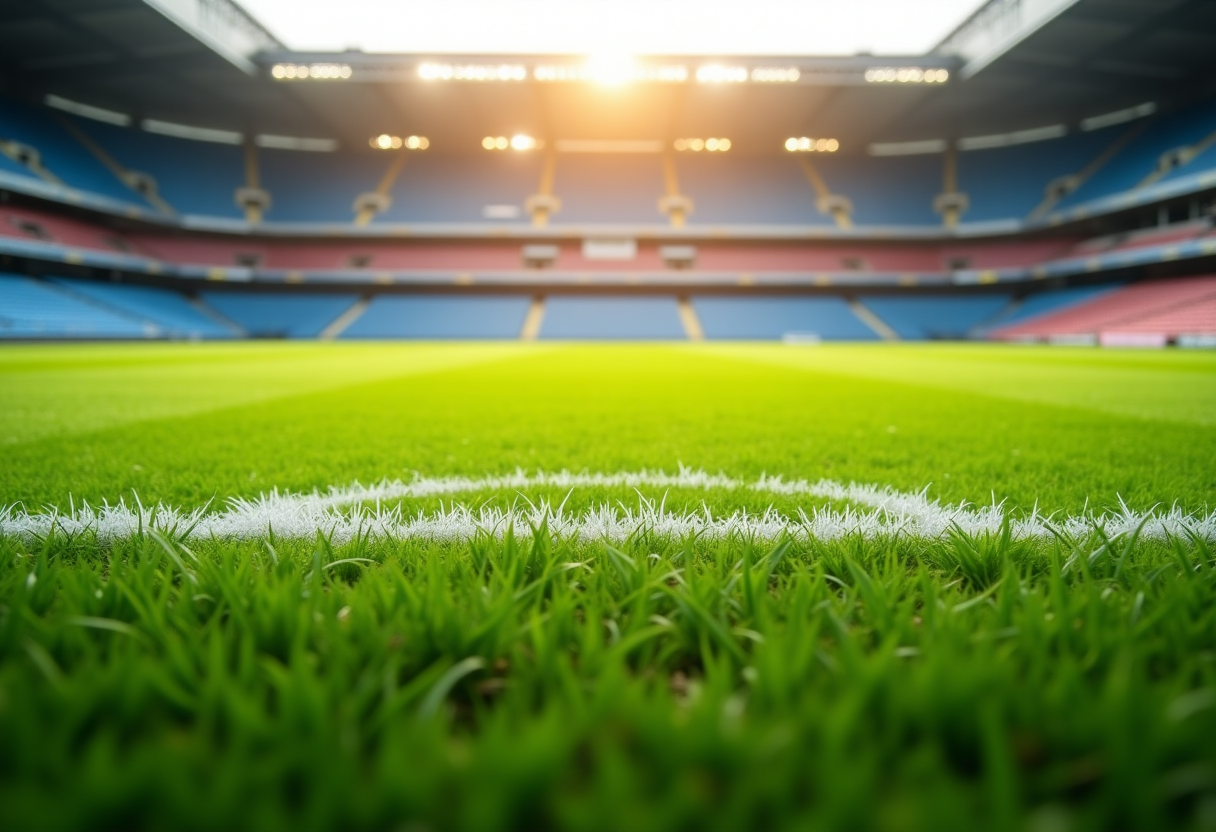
[2,342,1216,831]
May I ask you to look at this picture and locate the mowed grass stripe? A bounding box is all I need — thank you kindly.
[1,344,1213,513]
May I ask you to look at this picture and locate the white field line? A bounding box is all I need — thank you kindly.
[0,468,1213,543]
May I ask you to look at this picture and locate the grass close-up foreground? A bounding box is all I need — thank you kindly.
[2,342,1215,832]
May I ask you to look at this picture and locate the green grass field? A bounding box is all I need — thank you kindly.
[2,342,1215,832]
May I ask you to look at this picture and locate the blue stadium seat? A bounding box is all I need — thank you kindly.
[340,295,530,338]
[693,296,877,340]
[817,155,941,226]
[676,155,830,226]
[540,297,685,339]
[69,118,245,218]
[51,277,235,338]
[1160,138,1216,185]
[958,131,1115,221]
[259,151,384,222]
[0,97,147,206]
[861,295,1012,340]
[0,273,151,338]
[201,292,359,338]
[0,150,38,180]
[1056,98,1216,209]
[980,284,1121,331]
[550,155,664,224]
[377,154,541,224]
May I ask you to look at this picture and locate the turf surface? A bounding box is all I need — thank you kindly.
[2,342,1215,831]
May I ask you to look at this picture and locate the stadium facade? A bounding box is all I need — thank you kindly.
[1,0,1214,344]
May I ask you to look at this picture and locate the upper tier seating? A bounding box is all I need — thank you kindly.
[68,118,245,218]
[379,154,542,225]
[692,296,877,340]
[551,155,666,225]
[201,292,360,338]
[0,273,150,338]
[991,276,1216,340]
[0,97,149,206]
[259,150,384,223]
[539,297,686,339]
[861,295,1011,340]
[1055,99,1216,210]
[340,296,531,339]
[3,94,1215,229]
[51,277,234,338]
[0,151,33,179]
[958,130,1116,222]
[816,155,941,226]
[674,156,828,226]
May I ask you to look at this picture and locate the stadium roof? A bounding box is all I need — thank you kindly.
[1,0,1214,155]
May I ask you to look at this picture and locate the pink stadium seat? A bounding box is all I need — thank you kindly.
[992,275,1216,340]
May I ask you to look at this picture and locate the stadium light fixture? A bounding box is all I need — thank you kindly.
[369,134,429,150]
[417,63,527,82]
[696,64,748,84]
[863,67,949,84]
[533,62,688,83]
[749,67,800,83]
[483,135,539,151]
[271,63,352,80]
[674,138,731,152]
[785,137,839,152]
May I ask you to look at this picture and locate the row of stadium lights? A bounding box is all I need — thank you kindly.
[370,135,834,153]
[785,137,840,153]
[674,138,731,152]
[370,134,429,150]
[483,135,540,151]
[418,62,803,84]
[270,63,945,85]
[271,63,352,79]
[864,67,950,84]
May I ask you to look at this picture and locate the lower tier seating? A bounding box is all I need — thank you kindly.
[859,296,1012,340]
[341,296,531,339]
[0,273,151,338]
[201,292,360,338]
[539,297,686,340]
[990,276,1216,341]
[52,277,234,338]
[692,297,876,340]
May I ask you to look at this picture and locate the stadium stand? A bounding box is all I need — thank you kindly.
[1070,220,1212,256]
[0,272,151,338]
[675,156,829,226]
[1055,99,1216,210]
[990,276,1216,342]
[340,295,531,339]
[860,295,1011,340]
[0,149,34,180]
[979,285,1120,332]
[68,118,245,218]
[817,155,940,226]
[539,297,686,339]
[201,292,360,338]
[958,130,1117,222]
[3,93,1215,231]
[552,155,666,225]
[692,297,877,340]
[258,150,384,223]
[50,277,235,339]
[379,154,542,224]
[0,96,149,207]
